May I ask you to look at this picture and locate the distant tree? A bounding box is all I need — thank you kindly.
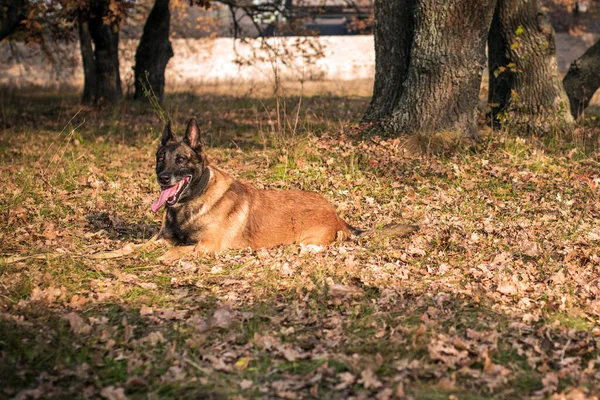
[79,0,128,104]
[563,38,600,119]
[15,0,132,104]
[487,0,573,132]
[133,0,174,103]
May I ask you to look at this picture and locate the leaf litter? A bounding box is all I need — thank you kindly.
[1,93,600,399]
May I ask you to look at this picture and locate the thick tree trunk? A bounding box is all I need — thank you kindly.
[562,38,600,119]
[364,0,496,139]
[0,0,25,41]
[79,12,97,104]
[487,0,573,133]
[134,0,173,103]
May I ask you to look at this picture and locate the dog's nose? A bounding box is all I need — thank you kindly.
[158,174,171,186]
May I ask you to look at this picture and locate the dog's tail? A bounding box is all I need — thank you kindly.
[346,223,419,239]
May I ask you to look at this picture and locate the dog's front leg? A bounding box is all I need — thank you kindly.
[158,245,195,264]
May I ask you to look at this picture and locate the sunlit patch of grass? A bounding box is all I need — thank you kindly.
[409,382,500,400]
[278,358,328,375]
[546,312,594,331]
[492,341,530,370]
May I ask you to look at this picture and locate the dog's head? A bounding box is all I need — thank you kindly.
[151,118,208,212]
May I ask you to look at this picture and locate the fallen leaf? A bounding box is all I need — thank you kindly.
[335,372,356,390]
[100,386,127,400]
[240,379,253,390]
[358,368,382,389]
[328,283,363,298]
[208,308,233,329]
[497,281,518,296]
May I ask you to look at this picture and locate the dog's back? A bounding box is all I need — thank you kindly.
[242,186,352,249]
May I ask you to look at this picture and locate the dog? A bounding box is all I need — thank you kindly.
[152,118,418,259]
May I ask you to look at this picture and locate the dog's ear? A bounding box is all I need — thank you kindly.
[161,120,174,147]
[184,118,203,151]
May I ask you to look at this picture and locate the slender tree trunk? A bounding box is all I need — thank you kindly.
[487,0,573,133]
[88,1,122,103]
[134,0,173,103]
[364,0,496,139]
[79,12,97,104]
[563,38,600,119]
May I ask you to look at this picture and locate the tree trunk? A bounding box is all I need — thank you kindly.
[562,38,600,120]
[79,12,97,104]
[134,0,173,103]
[487,0,573,133]
[87,0,122,103]
[363,0,414,122]
[0,0,25,41]
[77,2,122,104]
[364,0,497,139]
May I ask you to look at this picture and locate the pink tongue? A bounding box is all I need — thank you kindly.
[151,185,180,212]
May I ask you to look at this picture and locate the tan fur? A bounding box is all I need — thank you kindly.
[161,166,352,256]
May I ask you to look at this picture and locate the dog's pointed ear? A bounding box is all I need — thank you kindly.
[184,118,203,151]
[161,120,174,147]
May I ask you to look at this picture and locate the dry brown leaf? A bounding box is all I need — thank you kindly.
[328,283,363,298]
[335,372,356,390]
[100,386,128,400]
[394,382,405,398]
[550,388,597,400]
[204,355,232,372]
[208,308,233,329]
[497,281,518,296]
[239,379,253,390]
[428,335,469,368]
[64,312,90,335]
[139,305,153,316]
[89,243,137,259]
[358,368,382,389]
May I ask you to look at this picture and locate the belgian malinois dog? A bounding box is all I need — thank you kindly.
[152,118,418,258]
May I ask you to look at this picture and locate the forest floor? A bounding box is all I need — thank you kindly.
[1,83,600,400]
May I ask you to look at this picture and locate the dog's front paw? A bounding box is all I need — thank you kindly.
[193,242,212,256]
[158,246,195,265]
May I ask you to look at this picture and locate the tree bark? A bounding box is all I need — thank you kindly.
[0,0,25,41]
[79,11,98,104]
[77,1,122,104]
[562,38,600,120]
[487,0,573,133]
[134,0,173,103]
[364,0,497,139]
[87,0,122,103]
[363,0,414,122]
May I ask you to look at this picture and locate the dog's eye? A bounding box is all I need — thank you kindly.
[157,155,164,162]
[176,155,187,163]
